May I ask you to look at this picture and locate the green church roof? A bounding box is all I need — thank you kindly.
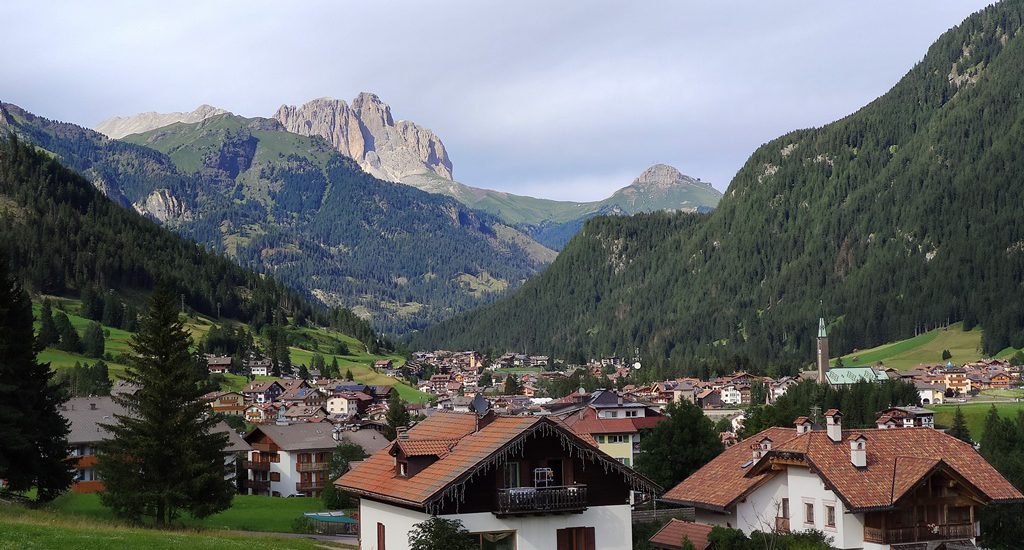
[825,367,888,385]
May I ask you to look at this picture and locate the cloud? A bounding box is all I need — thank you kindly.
[0,0,993,199]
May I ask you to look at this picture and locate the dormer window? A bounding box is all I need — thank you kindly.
[398,461,408,477]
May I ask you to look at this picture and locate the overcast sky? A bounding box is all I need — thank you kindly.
[2,1,992,200]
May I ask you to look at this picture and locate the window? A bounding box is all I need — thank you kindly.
[780,498,789,519]
[804,502,815,524]
[606,435,628,444]
[625,410,639,417]
[557,527,596,550]
[825,504,836,528]
[377,522,386,550]
[398,461,408,477]
[503,462,520,488]
[270,472,281,482]
[468,531,516,550]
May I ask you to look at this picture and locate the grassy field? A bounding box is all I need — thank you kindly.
[0,505,352,550]
[46,493,334,533]
[31,295,431,402]
[832,322,1022,371]
[980,388,1024,399]
[928,402,1024,440]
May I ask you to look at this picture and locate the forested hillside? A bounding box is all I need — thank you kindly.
[411,1,1024,376]
[0,134,375,343]
[0,105,554,334]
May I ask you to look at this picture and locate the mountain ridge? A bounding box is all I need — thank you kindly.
[409,0,1024,373]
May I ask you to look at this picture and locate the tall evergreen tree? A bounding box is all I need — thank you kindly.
[977,406,1024,549]
[101,292,123,328]
[53,311,82,353]
[948,406,972,444]
[383,392,411,440]
[83,320,105,358]
[36,299,59,348]
[97,282,234,526]
[0,257,73,502]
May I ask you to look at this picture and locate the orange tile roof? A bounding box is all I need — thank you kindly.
[649,519,713,550]
[394,439,457,458]
[560,407,665,435]
[337,411,658,510]
[665,426,1024,513]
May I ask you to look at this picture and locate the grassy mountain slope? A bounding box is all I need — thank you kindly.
[405,165,722,250]
[1,105,555,334]
[831,322,1022,371]
[411,1,1024,373]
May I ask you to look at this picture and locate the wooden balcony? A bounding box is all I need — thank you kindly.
[296,481,325,493]
[296,462,330,472]
[496,485,588,516]
[247,479,270,492]
[251,442,275,452]
[244,460,271,471]
[863,522,978,544]
[775,517,790,533]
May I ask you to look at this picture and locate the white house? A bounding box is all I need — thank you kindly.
[663,409,1023,549]
[915,381,946,405]
[720,385,742,406]
[338,408,660,550]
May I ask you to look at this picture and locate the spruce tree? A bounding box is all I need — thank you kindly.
[948,406,972,443]
[97,282,234,526]
[345,368,354,381]
[384,392,411,440]
[83,321,105,358]
[37,299,59,348]
[53,311,82,353]
[0,258,73,502]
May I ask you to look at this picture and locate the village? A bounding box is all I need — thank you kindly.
[53,318,1024,550]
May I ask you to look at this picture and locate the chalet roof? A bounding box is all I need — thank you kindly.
[337,411,660,511]
[560,406,665,435]
[280,386,322,401]
[245,423,336,451]
[664,425,1023,513]
[62,397,125,444]
[649,519,713,550]
[243,381,282,393]
[212,421,251,453]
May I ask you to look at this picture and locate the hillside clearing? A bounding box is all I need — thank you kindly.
[833,323,1021,371]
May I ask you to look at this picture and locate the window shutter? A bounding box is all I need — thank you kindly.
[584,527,596,549]
[377,522,385,550]
[556,528,572,550]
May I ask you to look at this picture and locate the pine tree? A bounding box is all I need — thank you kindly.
[0,258,73,502]
[383,392,411,440]
[37,299,59,348]
[101,292,123,328]
[53,311,82,353]
[502,374,521,395]
[345,368,354,381]
[330,357,339,378]
[948,406,972,443]
[635,400,724,489]
[977,405,1024,549]
[97,282,234,526]
[83,321,105,358]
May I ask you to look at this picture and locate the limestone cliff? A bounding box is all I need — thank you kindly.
[95,105,229,139]
[273,93,453,183]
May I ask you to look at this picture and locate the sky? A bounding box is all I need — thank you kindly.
[1,1,993,201]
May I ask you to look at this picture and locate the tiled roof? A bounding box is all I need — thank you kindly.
[394,439,457,458]
[245,423,336,451]
[560,407,665,435]
[649,519,713,550]
[338,411,658,509]
[665,426,1024,513]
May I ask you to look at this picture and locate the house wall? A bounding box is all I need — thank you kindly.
[358,498,632,550]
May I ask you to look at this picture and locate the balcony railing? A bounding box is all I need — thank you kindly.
[251,442,274,452]
[247,479,270,492]
[244,460,271,471]
[496,485,588,516]
[863,522,978,544]
[296,462,330,472]
[296,481,326,493]
[775,517,790,533]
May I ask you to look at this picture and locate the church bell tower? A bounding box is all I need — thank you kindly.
[816,317,829,384]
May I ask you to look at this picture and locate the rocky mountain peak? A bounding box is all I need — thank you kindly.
[632,163,708,188]
[95,104,230,139]
[272,93,453,183]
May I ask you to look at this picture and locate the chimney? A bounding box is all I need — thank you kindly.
[396,426,409,441]
[850,434,867,468]
[751,436,772,460]
[794,416,812,434]
[90,402,97,410]
[824,409,843,442]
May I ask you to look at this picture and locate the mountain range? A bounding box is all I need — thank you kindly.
[97,93,723,250]
[2,104,552,334]
[410,0,1024,374]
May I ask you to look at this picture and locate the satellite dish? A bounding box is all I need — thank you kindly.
[633,361,642,370]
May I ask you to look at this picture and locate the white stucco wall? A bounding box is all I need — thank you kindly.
[358,498,632,550]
